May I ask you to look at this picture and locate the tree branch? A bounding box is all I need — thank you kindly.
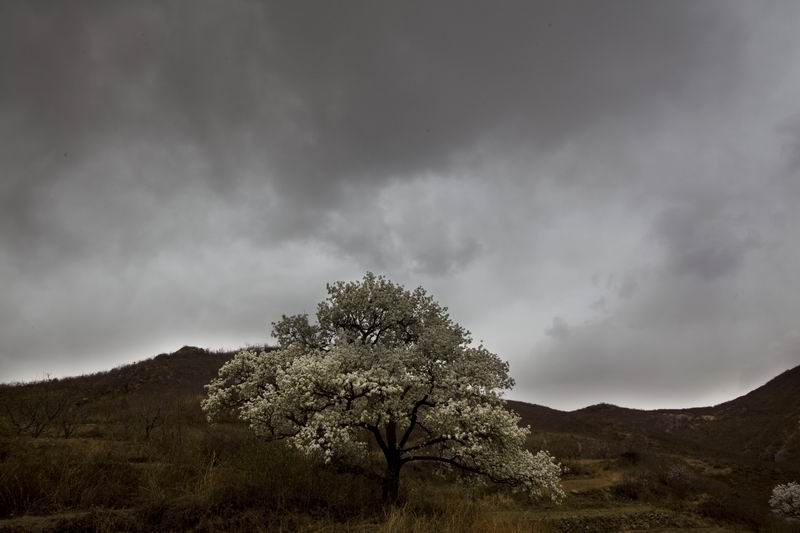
[403,455,517,486]
[398,395,433,449]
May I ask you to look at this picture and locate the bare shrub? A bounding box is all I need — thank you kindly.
[135,399,164,441]
[3,389,70,438]
[613,455,699,501]
[56,398,89,439]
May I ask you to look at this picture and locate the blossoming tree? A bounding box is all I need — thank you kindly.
[203,273,563,503]
[770,481,800,519]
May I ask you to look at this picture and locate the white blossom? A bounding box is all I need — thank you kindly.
[770,481,800,519]
[202,273,563,502]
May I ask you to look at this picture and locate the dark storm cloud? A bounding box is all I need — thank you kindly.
[1,1,736,210]
[255,1,735,192]
[2,0,738,274]
[651,203,759,281]
[2,1,799,409]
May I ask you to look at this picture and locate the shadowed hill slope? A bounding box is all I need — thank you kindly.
[2,346,799,466]
[718,364,800,413]
[510,363,800,465]
[1,346,236,399]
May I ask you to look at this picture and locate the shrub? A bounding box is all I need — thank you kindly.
[658,464,696,498]
[770,481,800,519]
[697,493,765,530]
[0,446,140,517]
[619,450,641,465]
[612,456,700,502]
[613,468,660,500]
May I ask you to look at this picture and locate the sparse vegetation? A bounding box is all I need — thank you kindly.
[1,345,799,531]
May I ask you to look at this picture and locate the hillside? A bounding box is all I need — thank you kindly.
[2,347,800,531]
[4,345,798,466]
[510,363,800,466]
[0,346,237,397]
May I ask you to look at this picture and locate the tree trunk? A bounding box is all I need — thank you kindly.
[381,462,401,505]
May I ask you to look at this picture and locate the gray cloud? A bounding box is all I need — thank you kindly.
[2,1,800,410]
[546,317,571,341]
[651,204,759,281]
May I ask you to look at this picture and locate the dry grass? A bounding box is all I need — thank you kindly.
[2,349,798,531]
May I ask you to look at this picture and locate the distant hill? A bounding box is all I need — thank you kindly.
[510,363,800,465]
[0,346,235,398]
[3,346,799,467]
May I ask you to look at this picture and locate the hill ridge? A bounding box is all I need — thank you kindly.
[3,346,799,464]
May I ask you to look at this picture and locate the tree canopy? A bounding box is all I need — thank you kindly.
[203,272,563,503]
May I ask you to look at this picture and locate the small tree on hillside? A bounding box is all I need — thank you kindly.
[203,273,563,503]
[4,388,68,438]
[56,397,88,439]
[135,399,164,441]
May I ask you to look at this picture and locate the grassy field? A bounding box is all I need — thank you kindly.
[0,431,770,532]
[1,347,798,532]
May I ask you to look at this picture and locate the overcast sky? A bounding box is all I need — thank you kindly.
[2,1,800,410]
